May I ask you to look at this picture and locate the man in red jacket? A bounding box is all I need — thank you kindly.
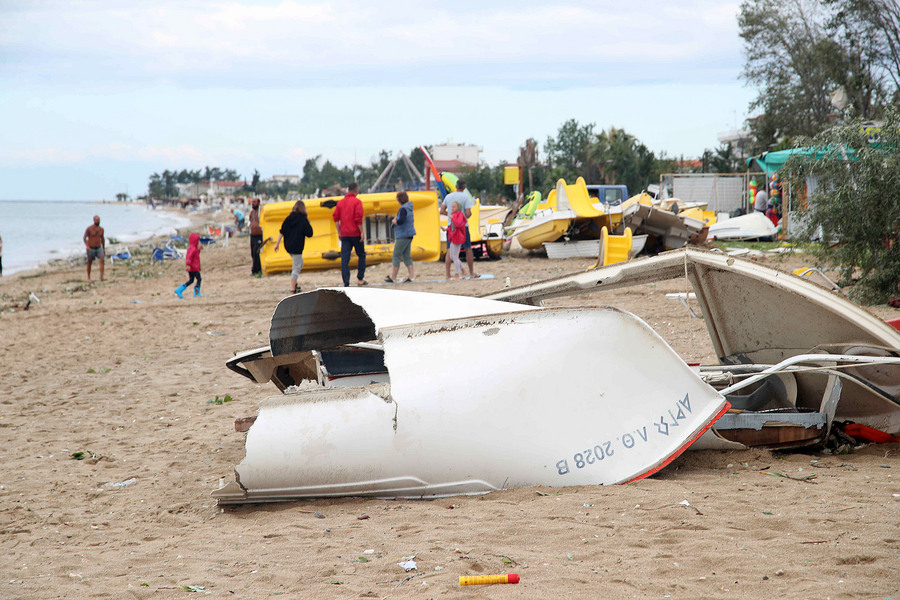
[333,182,367,286]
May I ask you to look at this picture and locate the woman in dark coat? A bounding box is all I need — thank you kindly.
[273,200,314,293]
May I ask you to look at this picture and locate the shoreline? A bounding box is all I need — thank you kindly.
[1,205,211,281]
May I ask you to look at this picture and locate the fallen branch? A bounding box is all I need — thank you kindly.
[758,471,818,483]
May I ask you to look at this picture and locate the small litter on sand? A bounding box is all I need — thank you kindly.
[398,560,417,572]
[101,477,136,488]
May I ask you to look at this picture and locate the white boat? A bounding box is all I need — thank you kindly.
[213,288,728,503]
[485,248,900,448]
[506,178,607,250]
[707,211,777,241]
[543,235,648,259]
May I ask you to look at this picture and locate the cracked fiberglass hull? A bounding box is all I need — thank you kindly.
[213,288,728,503]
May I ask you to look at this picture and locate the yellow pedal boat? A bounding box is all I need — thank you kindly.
[259,191,442,274]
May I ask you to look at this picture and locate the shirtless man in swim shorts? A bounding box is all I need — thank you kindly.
[83,215,105,282]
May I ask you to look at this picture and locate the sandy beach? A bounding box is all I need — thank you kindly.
[1,223,899,599]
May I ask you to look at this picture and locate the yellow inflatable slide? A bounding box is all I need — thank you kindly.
[259,191,441,274]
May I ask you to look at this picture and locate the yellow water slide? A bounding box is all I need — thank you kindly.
[259,192,441,274]
[555,177,605,218]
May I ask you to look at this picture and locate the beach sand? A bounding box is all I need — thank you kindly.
[1,229,898,599]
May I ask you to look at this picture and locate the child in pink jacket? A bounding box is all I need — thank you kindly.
[444,201,467,280]
[175,233,204,298]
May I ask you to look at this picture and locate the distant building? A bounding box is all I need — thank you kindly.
[717,128,753,160]
[674,158,704,172]
[177,181,211,197]
[432,143,482,171]
[210,180,247,196]
[271,174,301,185]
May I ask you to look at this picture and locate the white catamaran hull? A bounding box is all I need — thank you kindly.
[214,289,727,503]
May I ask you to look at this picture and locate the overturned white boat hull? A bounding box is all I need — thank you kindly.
[707,211,776,241]
[214,289,727,503]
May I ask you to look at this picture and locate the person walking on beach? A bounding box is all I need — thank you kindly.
[273,200,314,294]
[333,182,367,286]
[444,201,467,280]
[440,179,478,279]
[386,192,415,283]
[248,198,263,276]
[174,233,204,298]
[83,215,105,282]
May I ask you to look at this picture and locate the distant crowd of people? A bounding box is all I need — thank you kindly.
[77,180,478,296]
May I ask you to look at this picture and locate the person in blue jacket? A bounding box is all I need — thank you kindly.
[385,191,416,283]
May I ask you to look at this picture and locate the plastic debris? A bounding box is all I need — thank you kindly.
[460,574,519,585]
[101,477,136,488]
[398,560,417,572]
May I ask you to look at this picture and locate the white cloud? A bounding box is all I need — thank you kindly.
[284,147,312,164]
[2,0,744,87]
[0,142,256,168]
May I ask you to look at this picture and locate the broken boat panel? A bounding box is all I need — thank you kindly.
[214,288,728,503]
[483,248,900,444]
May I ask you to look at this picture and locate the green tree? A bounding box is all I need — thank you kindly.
[409,146,428,179]
[739,0,890,151]
[545,119,596,182]
[781,108,900,302]
[300,156,322,194]
[544,120,659,193]
[591,127,658,192]
[700,143,743,173]
[827,0,900,105]
[464,162,512,203]
[740,0,844,149]
[148,173,163,197]
[161,169,177,198]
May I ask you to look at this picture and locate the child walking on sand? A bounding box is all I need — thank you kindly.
[175,233,204,298]
[444,201,467,280]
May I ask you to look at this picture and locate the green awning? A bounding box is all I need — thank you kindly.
[747,146,856,173]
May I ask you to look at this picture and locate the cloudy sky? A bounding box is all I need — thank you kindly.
[0,0,755,200]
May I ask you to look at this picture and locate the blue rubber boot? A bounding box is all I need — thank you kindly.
[174,283,187,299]
[193,285,204,297]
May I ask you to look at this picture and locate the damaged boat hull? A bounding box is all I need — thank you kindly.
[214,290,728,503]
[483,248,900,446]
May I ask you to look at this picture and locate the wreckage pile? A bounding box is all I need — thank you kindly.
[214,248,900,503]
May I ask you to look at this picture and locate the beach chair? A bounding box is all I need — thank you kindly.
[109,246,131,263]
[150,240,184,261]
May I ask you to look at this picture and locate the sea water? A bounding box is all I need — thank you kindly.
[0,200,191,275]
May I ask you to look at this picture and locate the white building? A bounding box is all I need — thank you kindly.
[271,174,301,185]
[432,143,481,168]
